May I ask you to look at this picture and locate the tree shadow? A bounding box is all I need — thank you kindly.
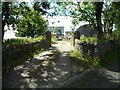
[60,69,119,88]
[2,46,59,88]
[104,59,120,72]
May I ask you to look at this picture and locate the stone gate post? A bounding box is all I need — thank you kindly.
[73,31,80,47]
[45,31,52,47]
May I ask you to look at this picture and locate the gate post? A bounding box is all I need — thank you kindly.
[45,31,52,47]
[73,31,80,47]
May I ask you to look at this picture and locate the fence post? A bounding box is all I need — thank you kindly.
[73,31,80,47]
[45,31,52,47]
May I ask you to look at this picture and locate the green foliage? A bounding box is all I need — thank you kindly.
[70,50,82,60]
[49,2,71,16]
[51,35,57,44]
[70,50,101,69]
[112,2,120,30]
[80,35,98,44]
[3,36,44,47]
[16,8,48,37]
[2,2,49,41]
[71,2,97,30]
[53,27,59,33]
[33,2,50,15]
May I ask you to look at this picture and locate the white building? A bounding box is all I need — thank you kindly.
[44,16,73,35]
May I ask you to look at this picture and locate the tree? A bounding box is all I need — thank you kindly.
[2,2,49,40]
[2,2,23,41]
[49,2,72,16]
[2,2,11,41]
[70,1,120,39]
[111,2,120,30]
[16,8,48,37]
[33,2,50,15]
[95,2,103,37]
[70,2,104,38]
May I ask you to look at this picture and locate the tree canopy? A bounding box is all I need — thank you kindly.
[2,1,49,41]
[16,8,48,37]
[2,1,120,41]
[49,1,120,40]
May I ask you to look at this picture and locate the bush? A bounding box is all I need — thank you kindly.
[80,35,98,44]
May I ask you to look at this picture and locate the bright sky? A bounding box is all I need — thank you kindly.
[44,16,73,31]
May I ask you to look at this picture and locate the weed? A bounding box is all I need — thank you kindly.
[70,50,101,69]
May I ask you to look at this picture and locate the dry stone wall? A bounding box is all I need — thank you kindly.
[74,39,116,59]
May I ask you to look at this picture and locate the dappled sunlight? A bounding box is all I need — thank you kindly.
[60,71,69,76]
[53,67,60,71]
[3,41,89,88]
[102,69,120,83]
[49,72,56,76]
[14,65,24,70]
[61,63,67,66]
[21,70,29,77]
[25,78,38,88]
[41,71,48,78]
[3,46,59,88]
[61,51,70,57]
[52,41,74,53]
[51,62,56,66]
[52,77,58,81]
[41,61,50,67]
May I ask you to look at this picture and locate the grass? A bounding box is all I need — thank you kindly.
[51,35,57,44]
[70,50,101,69]
[3,36,44,47]
[71,31,120,69]
[71,40,120,68]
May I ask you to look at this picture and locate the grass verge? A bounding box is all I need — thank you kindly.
[70,50,101,69]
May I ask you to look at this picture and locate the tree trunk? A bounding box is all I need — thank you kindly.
[2,2,10,42]
[2,22,5,42]
[95,2,103,39]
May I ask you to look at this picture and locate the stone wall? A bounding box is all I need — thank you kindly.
[74,39,116,59]
[2,39,50,66]
[95,40,116,59]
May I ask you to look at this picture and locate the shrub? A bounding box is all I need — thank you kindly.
[80,35,98,44]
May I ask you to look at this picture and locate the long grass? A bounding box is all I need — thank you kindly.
[51,35,57,44]
[70,50,101,69]
[3,36,44,47]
